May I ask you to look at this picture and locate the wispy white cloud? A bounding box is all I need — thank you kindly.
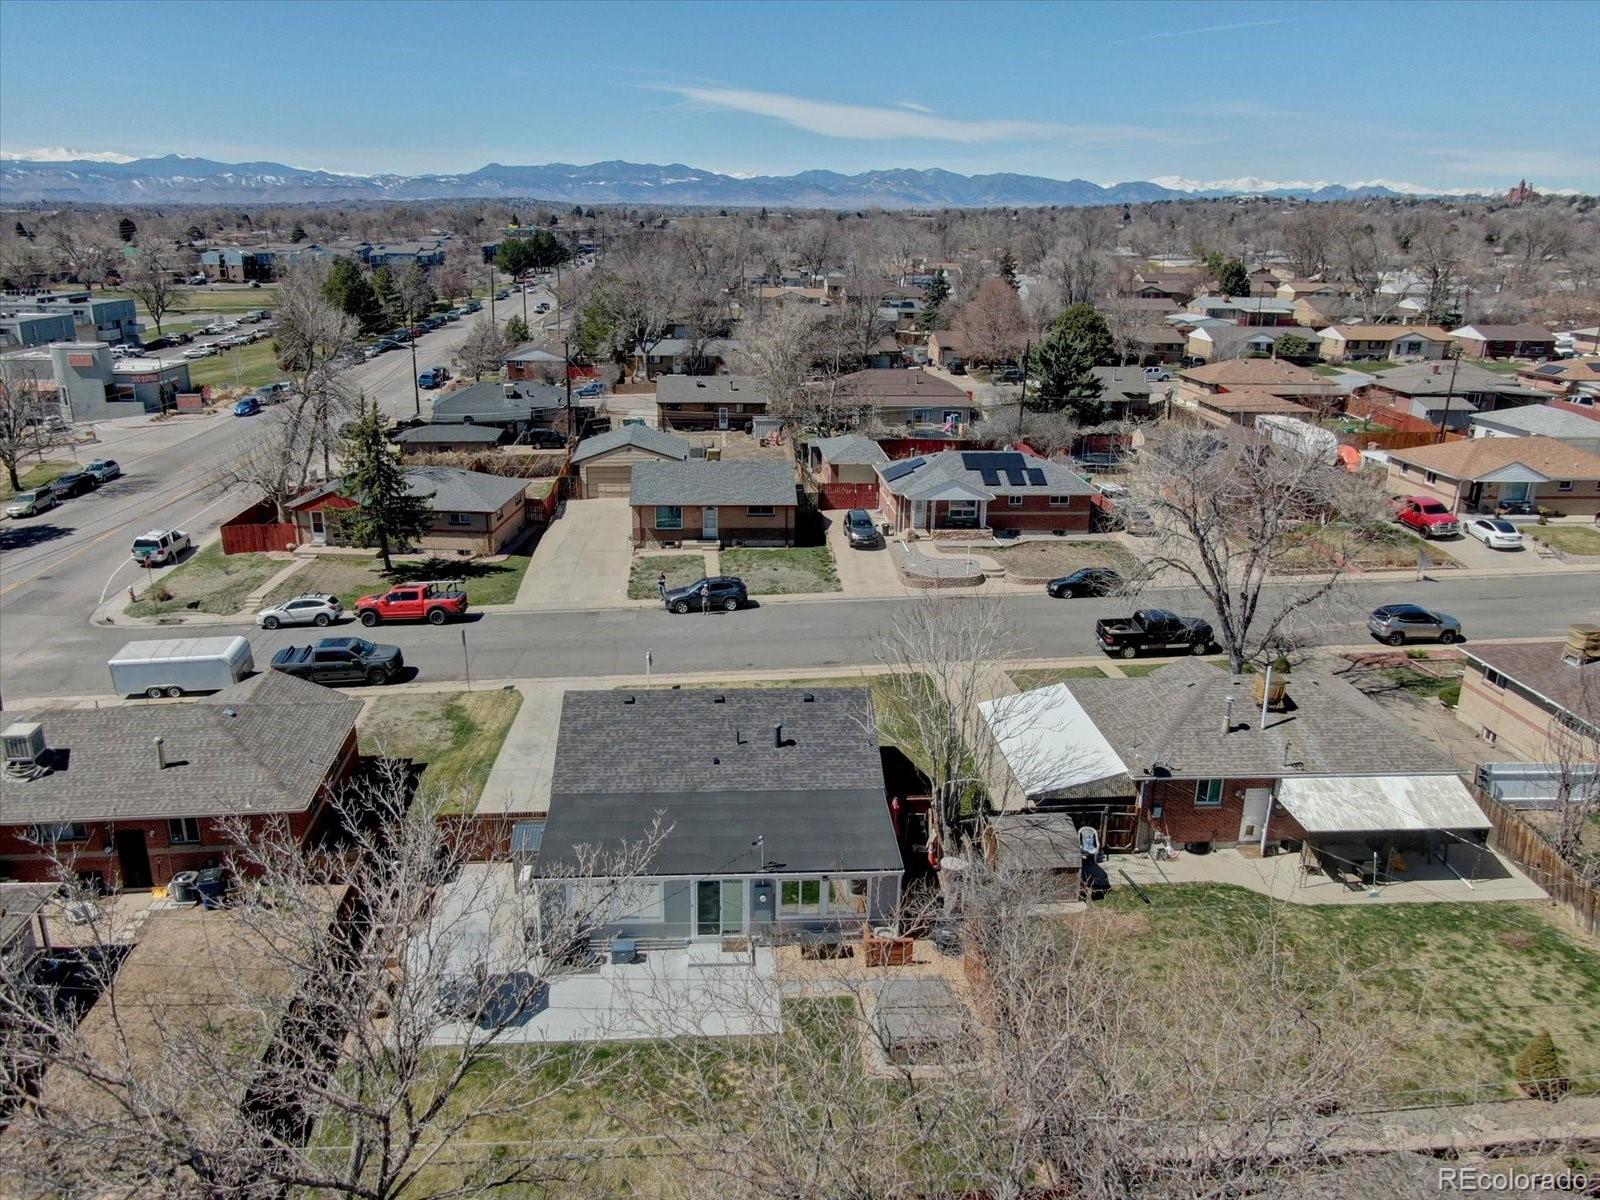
[1115,18,1288,44]
[0,145,137,163]
[895,100,934,114]
[651,84,1173,144]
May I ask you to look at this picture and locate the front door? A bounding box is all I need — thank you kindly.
[701,506,718,540]
[717,406,729,431]
[309,509,327,545]
[1239,788,1272,843]
[114,828,153,890]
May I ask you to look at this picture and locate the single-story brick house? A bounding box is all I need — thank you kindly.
[980,659,1487,862]
[1456,629,1599,762]
[1449,324,1557,361]
[392,423,508,454]
[1384,435,1600,517]
[431,380,568,433]
[1316,325,1453,363]
[825,368,978,432]
[629,459,798,547]
[1361,361,1548,424]
[571,424,688,498]
[0,672,361,889]
[1091,367,1160,421]
[1184,295,1297,326]
[288,465,532,555]
[504,343,568,382]
[531,687,904,946]
[1127,324,1186,364]
[1184,324,1321,364]
[655,375,770,432]
[1517,358,1600,399]
[1191,388,1316,429]
[1175,358,1344,420]
[807,433,890,484]
[877,450,1095,536]
[1469,404,1600,456]
[926,330,970,369]
[630,336,737,378]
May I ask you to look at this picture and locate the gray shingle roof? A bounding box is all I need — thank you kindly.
[0,884,54,952]
[1060,658,1457,781]
[830,368,970,407]
[571,424,689,464]
[394,424,503,445]
[1469,404,1600,439]
[878,451,1095,501]
[401,466,528,513]
[431,380,566,421]
[1369,362,1546,398]
[0,671,361,824]
[629,460,796,507]
[537,688,901,877]
[655,375,769,407]
[1452,324,1555,342]
[811,434,890,466]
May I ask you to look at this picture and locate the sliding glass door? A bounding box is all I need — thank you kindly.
[695,879,745,937]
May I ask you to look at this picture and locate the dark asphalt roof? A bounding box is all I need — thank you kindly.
[538,687,901,877]
[0,672,360,824]
[572,424,689,464]
[431,380,566,421]
[655,375,770,407]
[394,424,503,445]
[629,460,797,507]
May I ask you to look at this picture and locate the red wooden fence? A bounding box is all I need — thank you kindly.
[220,501,299,555]
[817,481,879,509]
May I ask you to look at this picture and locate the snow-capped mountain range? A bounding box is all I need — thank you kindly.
[0,154,1521,207]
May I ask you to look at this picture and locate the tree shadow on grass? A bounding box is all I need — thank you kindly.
[385,557,515,585]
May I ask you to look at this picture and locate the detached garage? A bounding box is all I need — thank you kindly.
[571,425,690,498]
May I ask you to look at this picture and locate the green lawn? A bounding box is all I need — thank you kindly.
[984,539,1140,583]
[628,552,707,599]
[1529,525,1600,556]
[1,460,76,500]
[127,543,284,617]
[102,285,281,317]
[358,689,523,814]
[265,553,533,608]
[719,545,840,595]
[1008,666,1110,689]
[1098,885,1600,1103]
[184,339,283,391]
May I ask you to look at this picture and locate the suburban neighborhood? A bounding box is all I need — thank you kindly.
[0,2,1598,1195]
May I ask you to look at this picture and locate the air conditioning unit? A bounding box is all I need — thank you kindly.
[2,722,46,766]
[503,383,518,399]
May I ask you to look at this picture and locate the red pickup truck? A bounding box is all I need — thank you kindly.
[356,582,469,626]
[1390,496,1461,539]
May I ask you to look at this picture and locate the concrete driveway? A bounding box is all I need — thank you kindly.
[515,498,634,608]
[824,510,906,598]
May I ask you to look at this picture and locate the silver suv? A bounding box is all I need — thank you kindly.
[1367,604,1462,646]
[256,593,343,630]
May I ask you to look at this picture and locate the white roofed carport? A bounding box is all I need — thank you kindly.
[1275,775,1490,835]
[980,685,1130,800]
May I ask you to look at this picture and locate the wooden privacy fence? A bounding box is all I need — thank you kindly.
[816,481,879,510]
[1476,789,1599,933]
[220,500,299,555]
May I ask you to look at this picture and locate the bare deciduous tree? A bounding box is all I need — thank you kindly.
[735,304,824,434]
[0,367,52,492]
[271,266,360,481]
[453,319,508,381]
[120,241,187,338]
[952,277,1028,366]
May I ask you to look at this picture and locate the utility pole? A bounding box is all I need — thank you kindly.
[488,264,496,325]
[562,330,574,448]
[1015,339,1031,439]
[409,333,420,418]
[1434,346,1462,443]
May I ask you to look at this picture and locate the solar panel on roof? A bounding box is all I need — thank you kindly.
[1535,364,1564,375]
[1004,468,1026,486]
[961,451,1025,471]
[979,468,999,486]
[1025,468,1046,486]
[881,457,924,482]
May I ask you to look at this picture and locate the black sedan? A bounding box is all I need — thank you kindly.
[49,471,98,499]
[664,576,749,613]
[1046,567,1123,598]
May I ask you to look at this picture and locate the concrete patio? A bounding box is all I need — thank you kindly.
[1113,843,1548,906]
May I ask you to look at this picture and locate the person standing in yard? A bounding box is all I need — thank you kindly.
[1078,823,1100,864]
[657,571,667,599]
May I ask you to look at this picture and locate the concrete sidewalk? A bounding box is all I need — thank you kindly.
[476,682,574,815]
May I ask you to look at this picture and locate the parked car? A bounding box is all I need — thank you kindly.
[495,290,510,301]
[994,366,1024,384]
[256,593,343,630]
[271,637,404,686]
[84,458,122,483]
[575,381,606,398]
[844,509,881,548]
[464,300,482,312]
[1368,603,1462,646]
[1046,567,1123,598]
[5,488,58,518]
[1143,366,1173,382]
[418,366,449,389]
[1463,517,1525,550]
[130,528,190,565]
[535,302,550,313]
[945,358,966,375]
[255,381,291,405]
[1095,608,1214,658]
[1390,495,1460,538]
[1107,505,1155,536]
[355,582,469,626]
[49,470,97,499]
[521,428,567,449]
[182,345,218,359]
[663,576,749,613]
[371,339,401,355]
[200,322,227,335]
[233,396,262,417]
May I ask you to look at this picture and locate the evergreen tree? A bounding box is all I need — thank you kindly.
[117,216,137,243]
[495,231,571,276]
[503,314,531,346]
[322,258,386,334]
[1273,333,1313,361]
[290,224,307,244]
[337,399,430,573]
[1028,304,1113,424]
[370,267,401,326]
[918,271,951,331]
[998,247,1020,290]
[1215,258,1250,298]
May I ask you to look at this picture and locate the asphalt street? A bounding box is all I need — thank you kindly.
[3,571,1596,703]
[0,286,551,701]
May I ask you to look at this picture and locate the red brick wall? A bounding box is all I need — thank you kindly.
[1142,777,1304,848]
[988,495,1093,533]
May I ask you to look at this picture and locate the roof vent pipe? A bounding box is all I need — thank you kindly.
[1222,696,1234,735]
[154,737,166,770]
[774,723,784,748]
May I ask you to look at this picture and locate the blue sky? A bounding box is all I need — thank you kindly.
[2,0,1596,191]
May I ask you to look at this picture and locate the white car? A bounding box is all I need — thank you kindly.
[131,528,190,566]
[256,593,343,630]
[1464,517,1525,550]
[182,345,218,360]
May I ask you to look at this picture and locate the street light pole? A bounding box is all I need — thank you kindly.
[409,331,420,418]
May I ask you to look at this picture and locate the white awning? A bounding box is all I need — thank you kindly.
[980,684,1129,797]
[1276,775,1489,835]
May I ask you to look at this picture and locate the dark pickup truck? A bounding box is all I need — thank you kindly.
[1095,608,1215,659]
[270,637,405,686]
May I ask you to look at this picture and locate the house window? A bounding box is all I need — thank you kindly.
[1007,495,1023,507]
[1483,668,1505,689]
[1049,495,1072,507]
[1557,480,1573,492]
[655,506,683,530]
[1425,472,1438,485]
[747,505,775,517]
[1194,779,1224,807]
[830,878,868,913]
[168,818,201,845]
[1482,728,1498,746]
[780,879,822,915]
[29,822,88,844]
[446,512,472,527]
